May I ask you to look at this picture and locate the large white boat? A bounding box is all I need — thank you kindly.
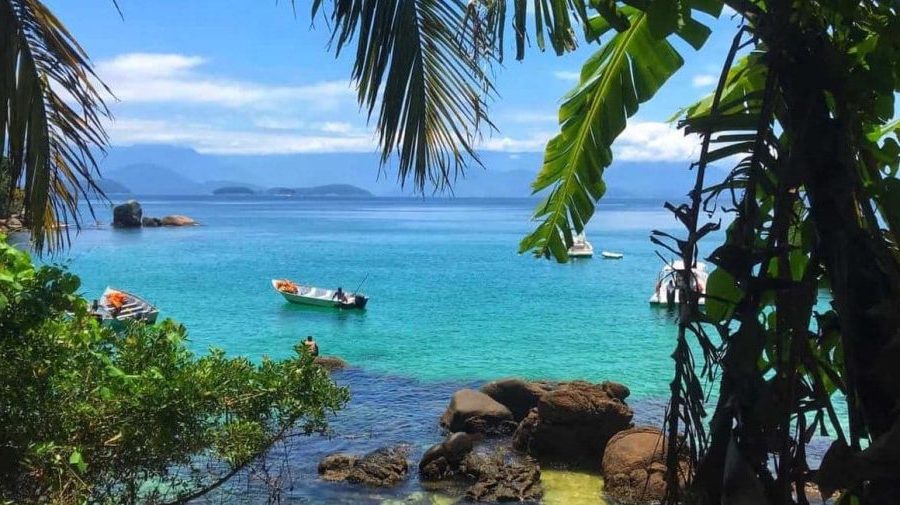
[272,279,369,309]
[649,261,709,305]
[567,233,594,258]
[91,287,160,329]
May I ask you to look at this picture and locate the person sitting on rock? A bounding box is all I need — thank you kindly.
[304,335,319,357]
[332,287,348,303]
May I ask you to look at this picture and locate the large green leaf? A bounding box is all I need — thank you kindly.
[519,7,687,261]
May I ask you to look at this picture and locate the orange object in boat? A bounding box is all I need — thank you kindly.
[107,290,127,309]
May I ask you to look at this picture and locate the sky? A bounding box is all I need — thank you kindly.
[46,1,746,165]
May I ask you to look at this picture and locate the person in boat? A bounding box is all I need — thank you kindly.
[333,287,348,303]
[304,336,319,357]
[665,279,676,304]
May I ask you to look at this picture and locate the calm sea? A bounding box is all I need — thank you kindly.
[52,196,832,504]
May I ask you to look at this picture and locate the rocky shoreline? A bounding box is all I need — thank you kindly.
[317,373,679,504]
[112,200,197,228]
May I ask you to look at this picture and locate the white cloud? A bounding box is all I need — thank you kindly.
[614,121,700,161]
[479,132,554,152]
[253,116,307,130]
[691,74,717,88]
[97,53,354,109]
[107,118,376,155]
[553,70,580,82]
[319,122,354,134]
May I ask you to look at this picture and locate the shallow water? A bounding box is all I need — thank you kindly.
[55,196,836,503]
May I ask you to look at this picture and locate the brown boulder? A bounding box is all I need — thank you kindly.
[313,356,347,371]
[160,214,197,226]
[318,445,410,487]
[601,427,674,504]
[419,432,477,480]
[318,453,359,481]
[440,389,515,435]
[112,200,142,228]
[480,378,552,421]
[512,381,633,464]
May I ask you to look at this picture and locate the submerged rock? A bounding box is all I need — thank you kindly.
[460,450,543,502]
[440,389,516,435]
[480,378,553,422]
[160,214,197,226]
[112,200,142,228]
[601,427,675,504]
[318,445,410,487]
[512,380,633,465]
[313,356,347,371]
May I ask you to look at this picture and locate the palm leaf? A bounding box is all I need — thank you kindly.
[311,0,498,192]
[0,0,110,253]
[519,5,708,261]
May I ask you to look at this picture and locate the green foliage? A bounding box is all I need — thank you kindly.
[0,236,349,504]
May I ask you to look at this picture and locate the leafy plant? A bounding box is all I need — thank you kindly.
[0,236,349,503]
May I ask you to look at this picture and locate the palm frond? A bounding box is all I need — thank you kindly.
[519,4,717,261]
[0,0,110,253]
[311,0,498,192]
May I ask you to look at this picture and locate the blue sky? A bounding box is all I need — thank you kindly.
[47,1,745,163]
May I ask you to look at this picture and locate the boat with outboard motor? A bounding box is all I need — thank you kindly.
[649,261,708,305]
[91,287,160,329]
[272,279,369,309]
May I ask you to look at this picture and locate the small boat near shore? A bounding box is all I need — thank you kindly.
[91,287,159,329]
[601,251,623,259]
[272,279,369,309]
[649,261,708,306]
[567,233,594,258]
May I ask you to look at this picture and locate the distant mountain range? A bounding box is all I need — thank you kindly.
[95,144,725,199]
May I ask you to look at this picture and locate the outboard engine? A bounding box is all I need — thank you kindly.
[353,295,369,309]
[665,283,676,307]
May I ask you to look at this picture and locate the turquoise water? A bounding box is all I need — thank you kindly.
[54,197,835,503]
[64,197,689,396]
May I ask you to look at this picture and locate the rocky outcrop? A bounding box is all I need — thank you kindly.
[160,214,197,226]
[313,356,347,371]
[440,389,515,435]
[419,432,477,480]
[460,451,543,502]
[318,445,410,487]
[0,215,24,233]
[141,217,162,227]
[512,381,633,464]
[318,453,359,482]
[112,200,142,228]
[480,379,552,422]
[601,427,675,505]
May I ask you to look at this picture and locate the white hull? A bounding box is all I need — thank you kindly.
[567,233,593,258]
[272,279,368,309]
[649,262,708,306]
[601,251,623,259]
[94,287,159,327]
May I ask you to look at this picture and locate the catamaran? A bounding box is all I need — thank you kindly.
[91,287,160,329]
[649,261,708,305]
[567,233,594,258]
[272,279,369,309]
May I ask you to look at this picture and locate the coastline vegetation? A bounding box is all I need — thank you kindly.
[0,0,898,504]
[0,237,349,503]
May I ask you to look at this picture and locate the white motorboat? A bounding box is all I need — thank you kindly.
[649,261,709,305]
[91,287,159,329]
[567,233,594,258]
[272,279,368,309]
[601,251,624,259]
